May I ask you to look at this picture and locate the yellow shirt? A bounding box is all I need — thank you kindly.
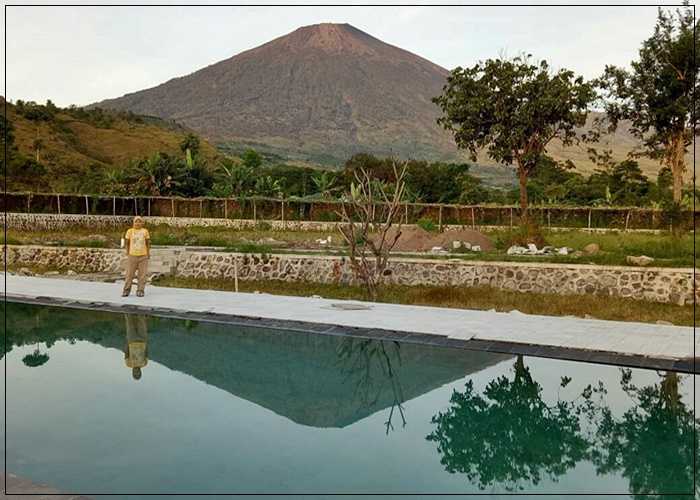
[125,228,150,256]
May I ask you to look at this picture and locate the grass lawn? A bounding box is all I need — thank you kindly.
[154,275,695,326]
[4,224,696,267]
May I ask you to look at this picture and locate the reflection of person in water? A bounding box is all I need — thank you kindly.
[124,314,148,380]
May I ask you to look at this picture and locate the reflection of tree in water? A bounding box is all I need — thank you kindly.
[427,355,590,491]
[427,357,698,497]
[336,338,406,433]
[22,344,50,367]
[585,369,697,499]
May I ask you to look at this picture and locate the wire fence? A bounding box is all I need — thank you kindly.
[2,191,696,230]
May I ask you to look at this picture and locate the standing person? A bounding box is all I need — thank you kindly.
[122,216,151,297]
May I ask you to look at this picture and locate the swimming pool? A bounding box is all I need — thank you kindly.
[3,302,697,497]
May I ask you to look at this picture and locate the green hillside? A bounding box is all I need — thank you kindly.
[2,98,220,193]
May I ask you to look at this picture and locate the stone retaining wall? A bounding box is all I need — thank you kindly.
[3,212,669,234]
[5,245,696,305]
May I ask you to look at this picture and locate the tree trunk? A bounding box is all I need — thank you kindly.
[669,132,685,204]
[518,165,529,222]
[672,156,684,204]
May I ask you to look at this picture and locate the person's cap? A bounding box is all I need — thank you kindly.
[133,216,144,224]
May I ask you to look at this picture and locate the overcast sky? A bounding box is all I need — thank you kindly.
[4,1,683,107]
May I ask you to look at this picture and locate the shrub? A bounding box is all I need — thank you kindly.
[416,217,438,232]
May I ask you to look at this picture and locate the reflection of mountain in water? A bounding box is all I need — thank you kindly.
[5,303,510,428]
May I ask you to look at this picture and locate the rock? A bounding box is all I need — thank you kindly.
[541,246,555,254]
[656,320,674,326]
[626,255,655,267]
[310,294,322,299]
[584,314,595,320]
[452,240,462,249]
[66,270,77,276]
[430,246,447,254]
[583,243,600,255]
[82,234,108,243]
[557,247,569,255]
[18,267,33,276]
[507,245,528,255]
[44,270,60,276]
[259,237,286,247]
[527,243,538,253]
[572,251,584,258]
[471,245,481,252]
[463,242,472,250]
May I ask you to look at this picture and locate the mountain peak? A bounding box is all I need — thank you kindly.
[273,22,381,55]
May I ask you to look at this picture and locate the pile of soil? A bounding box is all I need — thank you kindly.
[378,227,494,253]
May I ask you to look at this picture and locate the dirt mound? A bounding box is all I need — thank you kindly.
[380,227,493,253]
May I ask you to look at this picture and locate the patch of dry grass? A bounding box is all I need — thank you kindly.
[154,276,695,326]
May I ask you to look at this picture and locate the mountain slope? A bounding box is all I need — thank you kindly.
[96,23,458,164]
[4,100,220,191]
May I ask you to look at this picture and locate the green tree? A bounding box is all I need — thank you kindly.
[180,133,200,168]
[597,5,698,203]
[253,175,283,198]
[311,171,338,199]
[433,56,596,221]
[242,148,263,169]
[427,356,589,491]
[212,158,255,197]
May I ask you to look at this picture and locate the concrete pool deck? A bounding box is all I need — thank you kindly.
[2,273,696,373]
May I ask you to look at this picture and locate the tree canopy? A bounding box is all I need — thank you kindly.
[433,56,596,219]
[597,5,699,203]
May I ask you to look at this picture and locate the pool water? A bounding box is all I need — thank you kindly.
[2,302,697,497]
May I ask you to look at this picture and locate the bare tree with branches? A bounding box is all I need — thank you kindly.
[336,158,408,301]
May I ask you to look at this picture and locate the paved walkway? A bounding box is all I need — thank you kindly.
[2,274,695,362]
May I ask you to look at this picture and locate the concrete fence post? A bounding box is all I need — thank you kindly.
[85,195,89,215]
[224,199,228,219]
[171,199,175,218]
[510,207,513,228]
[438,205,443,232]
[147,198,151,217]
[471,207,475,229]
[134,198,138,215]
[281,199,286,228]
[588,208,592,229]
[113,197,116,216]
[200,199,203,218]
[57,194,61,215]
[253,200,257,222]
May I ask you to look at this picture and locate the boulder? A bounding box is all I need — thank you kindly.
[18,267,33,276]
[81,234,109,243]
[452,240,462,250]
[471,245,481,252]
[626,255,655,267]
[656,320,674,326]
[66,270,77,276]
[557,247,570,255]
[507,245,528,255]
[583,243,600,255]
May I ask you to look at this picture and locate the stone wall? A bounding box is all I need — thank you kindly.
[5,245,125,273]
[3,212,669,234]
[5,245,696,305]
